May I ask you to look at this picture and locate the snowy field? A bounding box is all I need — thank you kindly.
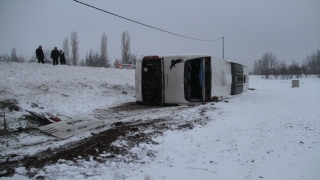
[0,62,319,180]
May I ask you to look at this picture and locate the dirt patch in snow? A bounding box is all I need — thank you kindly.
[0,99,21,113]
[0,102,212,179]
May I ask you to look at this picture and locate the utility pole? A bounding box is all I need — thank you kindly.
[222,37,224,59]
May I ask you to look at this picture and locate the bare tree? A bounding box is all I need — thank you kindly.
[11,48,18,62]
[9,48,27,62]
[253,60,263,75]
[100,33,109,67]
[263,52,277,79]
[86,49,100,67]
[92,51,100,66]
[70,31,79,66]
[0,49,27,63]
[279,60,288,79]
[43,49,51,61]
[273,63,281,79]
[129,54,137,63]
[121,31,131,64]
[301,61,310,78]
[0,54,10,62]
[288,60,301,78]
[86,49,94,67]
[79,59,86,67]
[17,55,27,63]
[62,37,70,65]
[253,52,278,79]
[305,49,320,78]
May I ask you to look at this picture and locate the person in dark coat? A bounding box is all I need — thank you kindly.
[35,45,45,64]
[59,50,66,65]
[51,47,60,65]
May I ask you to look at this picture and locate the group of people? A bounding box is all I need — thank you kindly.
[35,45,66,65]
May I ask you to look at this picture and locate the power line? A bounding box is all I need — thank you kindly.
[73,0,222,42]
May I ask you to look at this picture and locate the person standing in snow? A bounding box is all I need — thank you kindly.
[51,47,60,65]
[35,45,45,64]
[59,50,66,65]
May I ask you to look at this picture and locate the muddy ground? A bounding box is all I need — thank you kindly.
[0,101,213,179]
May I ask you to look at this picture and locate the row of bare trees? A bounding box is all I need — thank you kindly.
[253,50,320,79]
[84,33,109,67]
[83,31,132,67]
[0,48,27,62]
[0,30,133,68]
[121,31,131,64]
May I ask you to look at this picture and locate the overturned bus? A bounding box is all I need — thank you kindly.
[135,55,249,105]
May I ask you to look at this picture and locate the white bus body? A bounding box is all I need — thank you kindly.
[135,55,249,105]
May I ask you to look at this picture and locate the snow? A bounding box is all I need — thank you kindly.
[1,62,320,180]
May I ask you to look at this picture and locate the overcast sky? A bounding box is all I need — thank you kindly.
[0,0,319,69]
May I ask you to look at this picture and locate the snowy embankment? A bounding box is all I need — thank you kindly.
[0,62,135,120]
[0,62,319,180]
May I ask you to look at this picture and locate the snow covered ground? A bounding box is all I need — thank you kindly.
[0,62,319,180]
